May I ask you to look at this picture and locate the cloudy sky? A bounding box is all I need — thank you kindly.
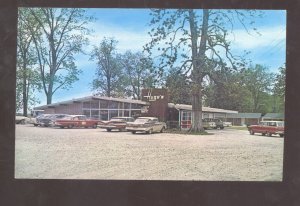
[34,9,286,106]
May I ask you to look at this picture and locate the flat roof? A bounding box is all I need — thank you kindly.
[227,113,262,118]
[168,103,238,114]
[34,95,149,110]
[262,113,284,119]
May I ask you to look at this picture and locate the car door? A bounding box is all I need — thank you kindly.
[153,119,162,132]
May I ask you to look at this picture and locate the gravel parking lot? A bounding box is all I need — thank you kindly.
[15,125,283,181]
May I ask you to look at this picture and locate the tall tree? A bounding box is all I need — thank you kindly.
[90,37,125,97]
[119,51,155,99]
[242,64,275,112]
[273,66,286,112]
[165,68,191,104]
[203,70,252,112]
[17,8,42,116]
[145,9,261,131]
[23,8,92,104]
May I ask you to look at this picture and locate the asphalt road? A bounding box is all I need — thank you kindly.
[15,125,284,181]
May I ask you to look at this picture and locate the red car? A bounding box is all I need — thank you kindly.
[248,121,284,137]
[54,115,101,129]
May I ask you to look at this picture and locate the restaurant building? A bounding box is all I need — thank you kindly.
[34,88,238,129]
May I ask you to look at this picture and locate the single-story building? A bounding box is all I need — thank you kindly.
[167,103,238,129]
[261,113,284,121]
[225,113,262,126]
[34,96,149,121]
[34,89,238,129]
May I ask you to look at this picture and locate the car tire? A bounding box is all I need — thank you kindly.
[107,129,112,132]
[148,129,153,134]
[132,131,136,134]
[279,134,284,137]
[220,127,224,130]
[92,124,97,129]
[267,132,272,137]
[33,124,38,127]
[250,130,254,135]
[262,133,266,136]
[68,124,74,129]
[60,126,64,129]
[160,127,165,133]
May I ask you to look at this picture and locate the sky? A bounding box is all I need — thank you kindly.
[31,9,286,107]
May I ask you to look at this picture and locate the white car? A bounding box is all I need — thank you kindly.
[126,117,167,134]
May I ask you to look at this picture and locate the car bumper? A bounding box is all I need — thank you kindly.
[126,127,150,132]
[99,125,124,129]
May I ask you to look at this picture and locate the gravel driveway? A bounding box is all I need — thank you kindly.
[15,125,284,181]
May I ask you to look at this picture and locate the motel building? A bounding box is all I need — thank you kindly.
[34,89,238,129]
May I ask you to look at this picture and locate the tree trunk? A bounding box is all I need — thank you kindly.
[22,55,28,116]
[188,9,209,132]
[191,85,203,132]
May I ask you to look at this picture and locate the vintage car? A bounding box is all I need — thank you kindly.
[99,117,135,132]
[15,116,29,124]
[248,121,284,137]
[54,115,101,129]
[37,114,69,127]
[125,117,167,134]
[203,118,224,129]
[202,119,216,129]
[223,121,232,127]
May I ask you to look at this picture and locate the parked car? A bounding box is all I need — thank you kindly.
[54,115,101,129]
[15,116,29,124]
[99,117,135,132]
[248,121,284,137]
[203,118,224,129]
[223,121,232,127]
[37,114,69,127]
[126,117,167,134]
[202,119,217,129]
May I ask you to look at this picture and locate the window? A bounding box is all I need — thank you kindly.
[100,100,108,109]
[91,101,99,109]
[91,110,99,119]
[124,103,130,109]
[109,101,118,109]
[109,110,118,119]
[100,110,108,120]
[182,111,191,121]
[83,110,90,117]
[83,101,90,109]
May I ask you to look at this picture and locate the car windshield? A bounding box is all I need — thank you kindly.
[277,122,284,127]
[111,118,126,121]
[134,118,151,123]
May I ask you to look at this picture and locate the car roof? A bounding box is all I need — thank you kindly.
[111,117,132,119]
[137,117,158,120]
[261,121,284,123]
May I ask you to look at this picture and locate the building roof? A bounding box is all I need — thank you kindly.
[262,113,284,119]
[226,113,262,118]
[168,103,238,114]
[34,95,149,109]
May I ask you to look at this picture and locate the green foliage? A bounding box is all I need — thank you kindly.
[22,8,92,104]
[165,68,191,104]
[119,51,155,99]
[90,37,125,97]
[17,8,42,115]
[203,64,285,114]
[145,9,262,131]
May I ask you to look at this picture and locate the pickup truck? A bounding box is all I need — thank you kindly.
[248,121,284,137]
[54,115,101,129]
